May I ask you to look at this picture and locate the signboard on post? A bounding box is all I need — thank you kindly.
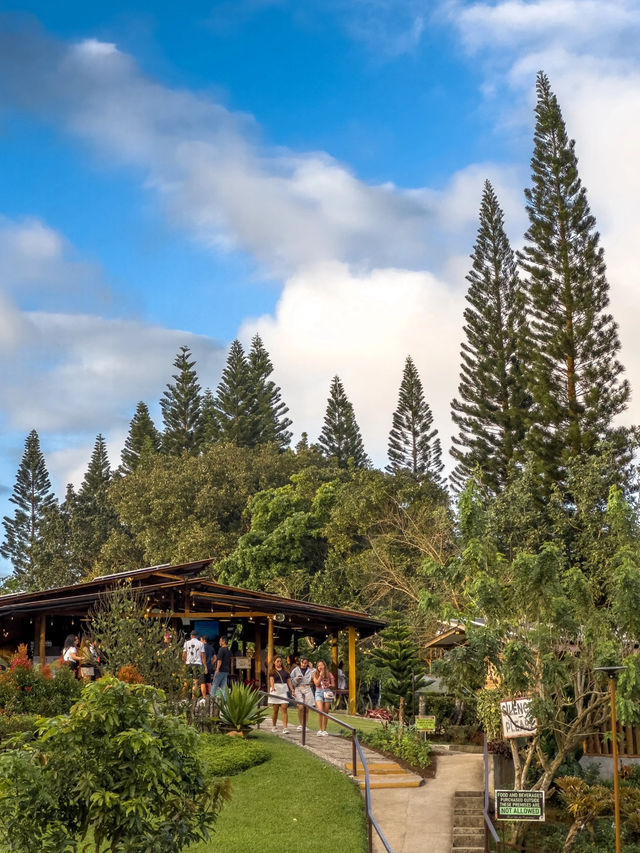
[415,715,436,733]
[496,790,545,821]
[500,698,537,739]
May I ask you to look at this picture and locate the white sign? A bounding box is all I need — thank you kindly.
[500,698,537,739]
[234,656,252,669]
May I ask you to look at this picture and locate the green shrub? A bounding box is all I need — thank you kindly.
[359,723,431,770]
[0,663,81,716]
[0,713,39,745]
[200,733,270,776]
[0,677,229,853]
[218,684,268,733]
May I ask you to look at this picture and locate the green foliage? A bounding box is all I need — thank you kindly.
[160,345,204,456]
[89,584,185,697]
[387,355,443,483]
[0,663,81,716]
[217,684,269,733]
[451,180,530,494]
[0,677,229,853]
[318,375,369,469]
[120,401,161,474]
[520,72,630,489]
[1,429,57,590]
[0,713,40,744]
[248,333,292,449]
[212,339,259,447]
[199,732,270,776]
[359,723,431,770]
[370,621,424,711]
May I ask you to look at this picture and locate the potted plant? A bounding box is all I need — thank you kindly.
[218,684,268,737]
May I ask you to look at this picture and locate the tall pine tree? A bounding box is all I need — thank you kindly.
[520,72,630,488]
[200,388,219,446]
[318,376,369,468]
[451,180,530,493]
[387,356,443,483]
[1,430,56,589]
[160,346,203,456]
[71,435,118,575]
[120,402,160,474]
[213,340,259,447]
[248,334,292,449]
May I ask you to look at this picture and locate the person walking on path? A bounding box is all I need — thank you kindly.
[313,659,335,736]
[211,635,231,698]
[62,634,81,678]
[290,655,315,729]
[268,655,294,734]
[182,629,206,697]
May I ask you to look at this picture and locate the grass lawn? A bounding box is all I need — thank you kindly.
[188,732,368,853]
[266,707,384,736]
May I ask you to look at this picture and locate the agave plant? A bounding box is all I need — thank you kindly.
[218,684,268,734]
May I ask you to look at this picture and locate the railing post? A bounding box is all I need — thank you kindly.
[302,702,307,746]
[368,816,373,853]
[352,731,357,778]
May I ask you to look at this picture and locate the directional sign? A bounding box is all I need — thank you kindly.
[500,698,537,738]
[496,790,545,822]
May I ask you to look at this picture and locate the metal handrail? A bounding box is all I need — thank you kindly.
[483,734,502,851]
[261,691,393,853]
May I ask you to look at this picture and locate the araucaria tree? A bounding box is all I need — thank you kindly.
[387,355,443,483]
[451,180,530,493]
[248,334,292,449]
[120,401,161,474]
[318,376,369,468]
[1,430,56,590]
[520,72,630,488]
[160,345,203,455]
[71,435,118,575]
[213,340,259,446]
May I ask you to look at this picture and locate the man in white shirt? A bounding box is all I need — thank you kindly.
[182,629,206,697]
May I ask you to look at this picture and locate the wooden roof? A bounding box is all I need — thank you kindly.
[0,559,385,637]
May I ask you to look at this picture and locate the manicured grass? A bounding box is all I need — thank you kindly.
[266,707,384,736]
[188,732,368,853]
[200,732,270,776]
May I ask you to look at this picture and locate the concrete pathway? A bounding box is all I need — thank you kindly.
[267,725,484,853]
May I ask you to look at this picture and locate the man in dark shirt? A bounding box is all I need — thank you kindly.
[201,635,215,698]
[211,635,231,698]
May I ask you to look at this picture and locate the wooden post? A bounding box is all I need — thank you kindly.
[254,623,262,689]
[38,614,46,668]
[267,617,274,690]
[348,626,357,716]
[331,632,339,685]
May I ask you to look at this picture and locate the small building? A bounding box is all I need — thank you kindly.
[0,558,384,714]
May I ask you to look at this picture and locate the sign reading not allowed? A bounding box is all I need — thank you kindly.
[496,790,545,822]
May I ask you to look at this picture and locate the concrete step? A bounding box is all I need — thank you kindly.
[346,760,406,775]
[454,791,483,798]
[450,848,484,853]
[452,814,484,828]
[454,806,484,815]
[356,773,423,789]
[452,830,485,847]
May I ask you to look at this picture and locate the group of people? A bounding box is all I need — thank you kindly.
[182,629,231,699]
[268,654,343,736]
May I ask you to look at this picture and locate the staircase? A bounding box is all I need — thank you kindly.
[345,758,424,789]
[451,790,485,852]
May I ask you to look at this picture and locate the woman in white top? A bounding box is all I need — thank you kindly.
[268,656,294,734]
[62,634,81,677]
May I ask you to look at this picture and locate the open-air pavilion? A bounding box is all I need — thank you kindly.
[0,558,385,714]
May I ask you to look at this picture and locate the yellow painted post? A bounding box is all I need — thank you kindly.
[267,617,274,692]
[348,626,357,715]
[331,632,339,685]
[254,624,262,690]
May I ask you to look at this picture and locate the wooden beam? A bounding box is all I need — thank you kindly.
[38,614,46,667]
[145,610,272,620]
[348,626,357,716]
[267,616,274,688]
[331,631,339,685]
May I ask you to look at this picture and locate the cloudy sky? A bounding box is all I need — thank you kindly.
[1,0,640,573]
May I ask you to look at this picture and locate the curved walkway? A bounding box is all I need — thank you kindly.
[271,726,484,853]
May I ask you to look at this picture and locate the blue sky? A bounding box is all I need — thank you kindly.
[2,1,640,575]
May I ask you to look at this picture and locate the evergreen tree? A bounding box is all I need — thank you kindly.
[248,334,292,449]
[387,356,443,483]
[160,346,203,456]
[200,388,219,446]
[370,621,424,713]
[1,430,56,589]
[451,180,531,493]
[519,72,630,488]
[71,435,118,575]
[213,340,259,447]
[120,402,160,474]
[31,489,80,590]
[318,376,369,468]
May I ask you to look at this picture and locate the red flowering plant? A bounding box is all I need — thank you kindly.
[9,644,31,670]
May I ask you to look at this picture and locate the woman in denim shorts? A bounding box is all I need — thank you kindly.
[313,659,335,736]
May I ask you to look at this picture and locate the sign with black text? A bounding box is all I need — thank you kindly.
[500,698,537,738]
[496,790,545,821]
[415,715,436,733]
